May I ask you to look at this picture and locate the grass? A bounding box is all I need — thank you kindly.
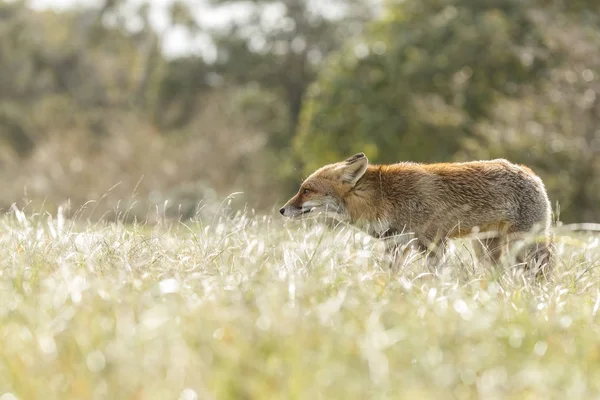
[0,205,599,399]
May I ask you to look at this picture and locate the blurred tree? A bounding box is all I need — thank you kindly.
[296,0,555,171]
[96,0,212,130]
[1,0,597,221]
[0,0,165,153]
[207,0,376,147]
[296,0,600,221]
[462,2,600,222]
[155,56,212,129]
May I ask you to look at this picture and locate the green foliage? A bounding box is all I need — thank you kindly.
[0,0,374,216]
[208,0,374,138]
[0,1,164,147]
[0,0,598,222]
[296,0,555,172]
[155,57,211,129]
[459,3,600,222]
[296,0,600,222]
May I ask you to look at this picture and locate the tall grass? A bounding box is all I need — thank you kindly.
[0,205,599,399]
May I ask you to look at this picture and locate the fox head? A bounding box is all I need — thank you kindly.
[279,153,369,219]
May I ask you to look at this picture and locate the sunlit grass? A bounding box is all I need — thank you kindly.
[0,206,599,399]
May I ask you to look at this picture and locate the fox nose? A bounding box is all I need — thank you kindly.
[279,207,285,215]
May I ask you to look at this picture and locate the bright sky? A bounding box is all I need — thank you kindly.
[27,0,381,60]
[28,0,244,60]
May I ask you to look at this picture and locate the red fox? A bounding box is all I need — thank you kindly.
[280,153,553,275]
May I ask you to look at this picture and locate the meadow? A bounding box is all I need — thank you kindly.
[0,204,599,400]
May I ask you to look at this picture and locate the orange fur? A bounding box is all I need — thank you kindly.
[280,153,553,275]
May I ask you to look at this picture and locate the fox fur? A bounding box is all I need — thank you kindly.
[280,153,553,276]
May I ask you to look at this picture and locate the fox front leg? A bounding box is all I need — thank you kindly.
[389,244,415,273]
[382,234,423,273]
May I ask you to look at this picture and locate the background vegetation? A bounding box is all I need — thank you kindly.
[0,0,598,223]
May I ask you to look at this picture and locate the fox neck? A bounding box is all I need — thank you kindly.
[344,166,390,235]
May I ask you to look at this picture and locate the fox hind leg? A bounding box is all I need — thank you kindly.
[507,222,554,279]
[516,240,555,279]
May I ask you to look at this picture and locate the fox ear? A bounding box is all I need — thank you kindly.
[344,152,366,163]
[339,153,368,185]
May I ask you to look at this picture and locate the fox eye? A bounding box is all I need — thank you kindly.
[302,188,311,195]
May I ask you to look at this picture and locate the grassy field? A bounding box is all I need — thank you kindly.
[0,206,599,400]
